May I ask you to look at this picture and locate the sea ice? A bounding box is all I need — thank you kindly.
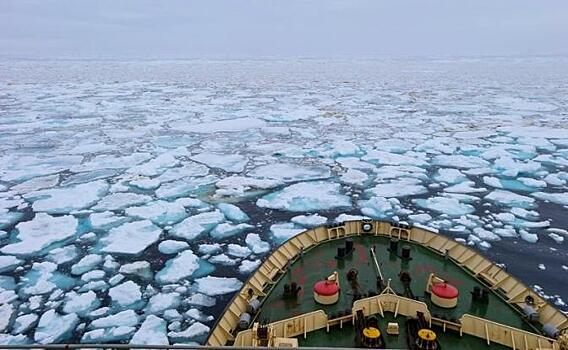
[198,243,223,255]
[88,211,129,231]
[158,240,189,254]
[127,153,179,177]
[12,313,38,335]
[217,203,249,223]
[214,176,281,197]
[0,334,29,345]
[0,255,23,273]
[367,178,427,198]
[209,254,238,266]
[291,214,328,228]
[119,261,153,280]
[0,303,14,333]
[227,244,252,258]
[169,210,225,240]
[100,220,162,255]
[334,213,370,223]
[1,213,78,256]
[359,196,400,219]
[340,169,369,186]
[25,180,109,214]
[186,293,216,307]
[180,117,265,133]
[249,163,330,182]
[185,308,214,322]
[156,175,219,199]
[168,322,210,343]
[408,213,432,223]
[245,233,271,254]
[34,309,79,344]
[257,181,351,212]
[520,230,538,243]
[81,270,105,282]
[433,155,490,169]
[190,152,247,172]
[549,233,564,244]
[71,254,103,275]
[108,281,142,309]
[414,197,474,216]
[145,293,181,314]
[71,153,151,173]
[62,291,100,316]
[239,259,261,274]
[129,315,168,346]
[93,192,152,211]
[363,150,428,167]
[269,222,305,243]
[155,250,201,284]
[444,181,487,194]
[194,276,243,296]
[473,227,500,241]
[493,157,541,177]
[533,192,568,206]
[81,326,136,343]
[155,162,209,183]
[434,168,467,184]
[210,223,254,239]
[485,190,536,208]
[125,200,189,226]
[128,177,160,190]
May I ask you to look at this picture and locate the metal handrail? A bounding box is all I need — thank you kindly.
[0,345,405,350]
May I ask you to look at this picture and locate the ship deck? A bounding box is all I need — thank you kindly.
[255,235,537,347]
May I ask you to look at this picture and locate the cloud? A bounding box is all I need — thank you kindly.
[0,0,567,58]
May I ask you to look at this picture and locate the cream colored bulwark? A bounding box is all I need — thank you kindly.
[431,293,458,308]
[314,292,339,305]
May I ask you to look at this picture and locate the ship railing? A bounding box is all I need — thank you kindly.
[233,294,430,347]
[0,346,405,350]
[459,314,559,350]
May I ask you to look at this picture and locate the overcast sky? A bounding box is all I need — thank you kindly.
[1,0,567,59]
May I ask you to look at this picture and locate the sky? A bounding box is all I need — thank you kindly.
[1,0,567,59]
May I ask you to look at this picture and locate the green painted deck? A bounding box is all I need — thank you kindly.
[255,235,536,348]
[299,314,511,350]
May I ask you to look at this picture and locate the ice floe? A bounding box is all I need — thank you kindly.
[210,223,253,239]
[125,200,189,226]
[194,276,243,296]
[108,281,142,309]
[169,210,225,240]
[130,315,168,346]
[257,181,351,212]
[249,163,330,182]
[1,213,78,256]
[158,240,189,255]
[217,203,249,223]
[245,233,271,254]
[414,197,475,217]
[155,250,202,284]
[24,180,109,214]
[93,192,152,211]
[34,309,79,344]
[100,220,162,255]
[190,152,247,172]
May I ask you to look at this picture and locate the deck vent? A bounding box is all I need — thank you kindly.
[361,221,373,233]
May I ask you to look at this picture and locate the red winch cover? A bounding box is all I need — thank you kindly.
[313,280,339,296]
[431,282,459,299]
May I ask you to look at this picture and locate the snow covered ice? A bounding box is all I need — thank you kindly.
[1,57,568,344]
